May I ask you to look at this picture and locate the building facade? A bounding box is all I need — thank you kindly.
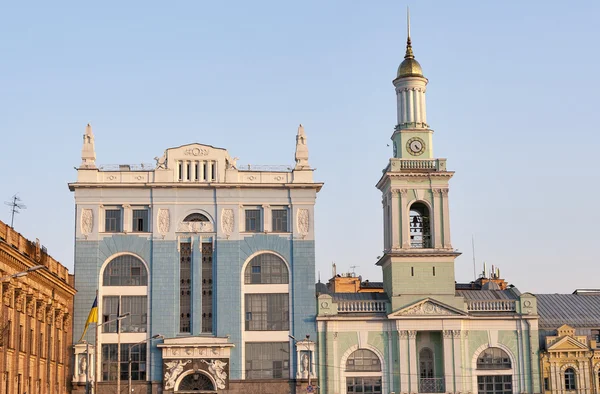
[0,220,76,394]
[316,24,542,394]
[70,124,321,393]
[536,293,600,394]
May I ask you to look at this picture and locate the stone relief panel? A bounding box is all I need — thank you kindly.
[81,209,93,236]
[221,209,234,238]
[401,300,456,316]
[176,222,214,233]
[163,358,230,391]
[297,209,309,238]
[158,209,170,236]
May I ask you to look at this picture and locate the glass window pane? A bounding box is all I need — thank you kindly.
[244,253,289,284]
[245,342,289,379]
[103,255,148,286]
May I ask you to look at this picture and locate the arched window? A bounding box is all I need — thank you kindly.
[419,348,434,378]
[346,349,381,372]
[178,372,215,391]
[244,253,289,284]
[183,213,210,222]
[409,202,431,248]
[564,368,576,391]
[477,347,511,369]
[346,349,382,394]
[103,255,147,286]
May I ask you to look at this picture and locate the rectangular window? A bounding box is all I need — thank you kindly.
[39,333,43,357]
[178,162,183,181]
[57,329,62,362]
[591,329,600,347]
[202,242,213,333]
[102,296,119,333]
[132,209,149,232]
[30,329,34,354]
[101,343,147,381]
[19,325,24,351]
[180,242,191,333]
[245,342,289,379]
[347,377,382,394]
[272,209,288,232]
[544,377,549,391]
[6,320,12,349]
[121,296,148,333]
[477,375,512,394]
[245,294,289,331]
[105,209,122,232]
[245,209,261,232]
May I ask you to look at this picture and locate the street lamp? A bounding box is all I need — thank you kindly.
[289,334,313,391]
[0,265,47,281]
[128,334,163,393]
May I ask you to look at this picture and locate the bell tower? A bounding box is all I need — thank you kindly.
[377,11,463,311]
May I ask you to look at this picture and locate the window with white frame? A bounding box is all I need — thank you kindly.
[345,349,382,394]
[245,293,289,331]
[101,343,146,381]
[244,208,262,232]
[245,342,289,379]
[244,253,289,284]
[102,296,147,333]
[103,255,148,286]
[104,208,122,232]
[271,208,288,232]
[132,208,149,232]
[564,368,576,391]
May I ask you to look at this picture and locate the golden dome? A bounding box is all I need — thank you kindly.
[397,57,423,78]
[396,37,424,78]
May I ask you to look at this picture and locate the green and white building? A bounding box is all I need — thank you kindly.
[315,26,542,394]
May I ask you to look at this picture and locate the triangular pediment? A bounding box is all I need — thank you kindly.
[389,298,467,318]
[548,335,588,351]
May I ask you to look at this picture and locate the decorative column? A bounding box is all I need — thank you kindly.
[190,161,197,181]
[122,204,131,233]
[390,190,400,249]
[407,330,418,393]
[413,88,420,124]
[420,89,427,125]
[443,330,454,393]
[182,160,189,181]
[262,204,271,232]
[432,189,442,249]
[402,90,408,125]
[407,89,414,124]
[399,189,410,248]
[398,330,409,393]
[206,161,213,182]
[452,330,462,393]
[396,90,402,125]
[441,189,452,248]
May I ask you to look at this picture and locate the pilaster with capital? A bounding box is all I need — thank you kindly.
[432,189,443,248]
[390,189,401,249]
[441,189,452,248]
[408,330,418,393]
[15,291,24,313]
[442,330,454,392]
[397,330,410,392]
[452,330,463,392]
[2,284,13,307]
[398,189,410,248]
[26,296,35,317]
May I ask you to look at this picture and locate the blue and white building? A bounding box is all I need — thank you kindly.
[70,124,321,393]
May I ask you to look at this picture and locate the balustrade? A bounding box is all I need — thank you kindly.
[467,299,516,312]
[336,300,387,313]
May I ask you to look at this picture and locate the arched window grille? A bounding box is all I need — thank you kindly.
[346,349,381,372]
[183,213,210,222]
[564,368,576,391]
[409,202,431,248]
[345,349,382,394]
[244,253,289,284]
[102,255,147,286]
[477,347,511,370]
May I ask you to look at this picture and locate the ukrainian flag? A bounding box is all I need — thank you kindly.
[79,295,98,342]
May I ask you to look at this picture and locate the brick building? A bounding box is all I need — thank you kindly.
[0,220,76,393]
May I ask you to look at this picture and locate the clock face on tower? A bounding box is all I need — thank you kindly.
[406,137,426,156]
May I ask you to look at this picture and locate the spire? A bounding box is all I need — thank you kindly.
[80,122,96,169]
[294,123,309,170]
[405,7,414,59]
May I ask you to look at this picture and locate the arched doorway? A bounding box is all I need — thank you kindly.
[176,371,216,393]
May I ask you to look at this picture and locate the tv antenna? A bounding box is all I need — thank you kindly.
[349,265,359,276]
[5,194,26,228]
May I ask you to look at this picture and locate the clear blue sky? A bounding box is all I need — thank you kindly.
[1,1,598,293]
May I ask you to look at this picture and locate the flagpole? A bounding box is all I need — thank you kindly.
[94,290,99,394]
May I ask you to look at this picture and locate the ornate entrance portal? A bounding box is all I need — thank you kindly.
[159,336,233,393]
[177,371,216,393]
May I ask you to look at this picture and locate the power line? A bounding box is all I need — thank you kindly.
[4,193,26,228]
